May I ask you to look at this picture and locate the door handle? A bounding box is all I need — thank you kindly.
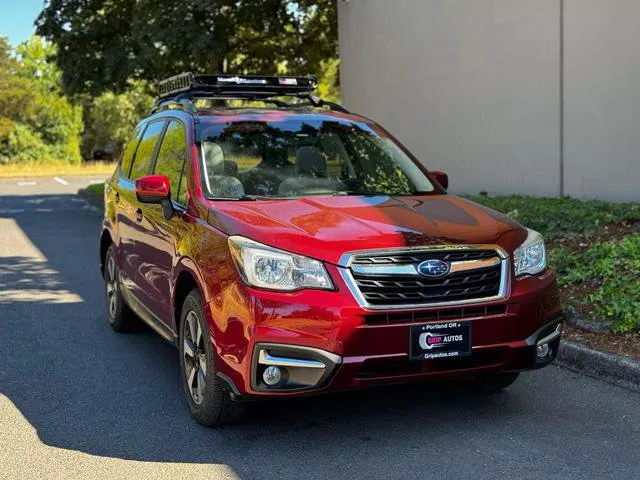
[135,208,143,222]
[114,192,120,203]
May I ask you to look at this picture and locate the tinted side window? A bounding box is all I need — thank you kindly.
[120,126,143,178]
[153,120,188,204]
[120,139,137,178]
[130,121,165,180]
[176,170,188,205]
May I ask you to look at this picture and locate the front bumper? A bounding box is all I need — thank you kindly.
[207,266,563,399]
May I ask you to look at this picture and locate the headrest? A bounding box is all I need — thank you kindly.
[296,146,326,177]
[203,142,224,172]
[221,160,238,177]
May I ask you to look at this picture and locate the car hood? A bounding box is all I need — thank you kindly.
[206,194,527,265]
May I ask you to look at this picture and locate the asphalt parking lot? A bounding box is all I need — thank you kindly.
[0,177,638,480]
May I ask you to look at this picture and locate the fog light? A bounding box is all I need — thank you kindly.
[536,343,551,359]
[262,366,283,386]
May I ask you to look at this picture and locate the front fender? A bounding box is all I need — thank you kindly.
[173,256,210,305]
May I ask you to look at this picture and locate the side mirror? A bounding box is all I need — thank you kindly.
[135,175,170,203]
[135,175,174,219]
[430,170,449,190]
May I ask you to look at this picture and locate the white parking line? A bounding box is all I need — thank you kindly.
[53,176,69,185]
[17,181,37,186]
[0,209,26,214]
[89,179,104,185]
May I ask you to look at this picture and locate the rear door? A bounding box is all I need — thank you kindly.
[134,118,191,328]
[120,120,166,300]
[111,124,144,293]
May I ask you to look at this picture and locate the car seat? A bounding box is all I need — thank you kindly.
[278,146,344,195]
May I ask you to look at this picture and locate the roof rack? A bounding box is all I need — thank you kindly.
[151,72,349,115]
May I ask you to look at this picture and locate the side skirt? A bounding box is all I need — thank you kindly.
[120,285,177,345]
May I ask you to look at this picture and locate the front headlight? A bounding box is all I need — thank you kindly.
[228,236,333,291]
[514,228,547,277]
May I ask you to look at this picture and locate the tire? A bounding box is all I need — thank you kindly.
[465,372,520,393]
[178,289,246,426]
[104,244,139,332]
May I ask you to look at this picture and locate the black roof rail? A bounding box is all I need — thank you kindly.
[151,72,350,115]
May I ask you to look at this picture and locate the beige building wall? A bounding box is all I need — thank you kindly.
[563,0,640,201]
[338,0,640,202]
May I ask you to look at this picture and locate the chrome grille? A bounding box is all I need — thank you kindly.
[342,247,507,309]
[351,249,497,265]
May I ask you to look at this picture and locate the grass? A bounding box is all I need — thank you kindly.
[0,161,116,178]
[550,236,640,333]
[84,183,105,197]
[471,195,640,333]
[466,194,640,240]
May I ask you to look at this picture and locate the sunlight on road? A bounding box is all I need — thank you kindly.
[0,219,83,304]
[0,394,239,480]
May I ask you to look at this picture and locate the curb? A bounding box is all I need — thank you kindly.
[78,188,104,209]
[564,307,611,333]
[557,339,640,393]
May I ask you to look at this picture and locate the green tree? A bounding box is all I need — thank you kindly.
[36,0,339,97]
[0,37,36,127]
[15,36,61,91]
[81,81,154,159]
[0,36,83,165]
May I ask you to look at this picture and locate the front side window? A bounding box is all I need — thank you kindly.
[153,120,188,204]
[197,117,435,199]
[130,121,165,181]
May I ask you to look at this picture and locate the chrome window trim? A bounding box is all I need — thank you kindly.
[338,244,510,311]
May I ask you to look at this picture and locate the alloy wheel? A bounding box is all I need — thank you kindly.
[183,311,207,405]
[105,255,118,319]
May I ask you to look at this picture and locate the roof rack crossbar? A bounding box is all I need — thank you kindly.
[295,94,351,114]
[150,95,293,115]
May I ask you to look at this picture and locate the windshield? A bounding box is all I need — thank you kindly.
[198,117,436,199]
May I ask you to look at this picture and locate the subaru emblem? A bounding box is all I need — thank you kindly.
[417,259,450,278]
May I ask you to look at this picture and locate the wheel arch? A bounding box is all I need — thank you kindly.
[100,229,114,277]
[173,259,209,333]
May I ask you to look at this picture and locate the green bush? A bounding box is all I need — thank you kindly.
[550,235,640,333]
[0,123,79,165]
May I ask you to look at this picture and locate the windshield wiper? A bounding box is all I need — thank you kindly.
[205,194,288,201]
[331,191,385,196]
[332,191,433,197]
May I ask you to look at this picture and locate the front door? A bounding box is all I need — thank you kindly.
[134,118,191,329]
[123,120,166,304]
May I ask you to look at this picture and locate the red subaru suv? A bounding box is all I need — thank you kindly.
[101,73,563,426]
